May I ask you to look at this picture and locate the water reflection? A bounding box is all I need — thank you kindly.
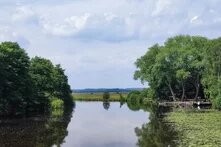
[134,107,178,147]
[103,101,110,110]
[63,102,148,147]
[0,106,74,147]
[126,100,178,147]
[0,101,178,147]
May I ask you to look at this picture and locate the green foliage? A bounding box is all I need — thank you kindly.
[140,88,156,100]
[134,44,161,84]
[51,109,64,117]
[0,42,32,114]
[51,98,64,110]
[202,37,221,109]
[0,41,72,115]
[134,35,220,105]
[213,94,221,110]
[30,56,73,111]
[126,90,156,111]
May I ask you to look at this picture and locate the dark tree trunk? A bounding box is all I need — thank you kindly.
[181,82,185,101]
[167,82,176,101]
[194,74,200,101]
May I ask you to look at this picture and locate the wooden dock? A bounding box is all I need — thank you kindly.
[159,101,212,107]
[193,102,212,106]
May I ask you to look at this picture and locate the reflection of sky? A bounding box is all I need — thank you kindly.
[62,102,149,147]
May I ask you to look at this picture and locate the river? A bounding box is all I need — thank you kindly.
[0,102,177,147]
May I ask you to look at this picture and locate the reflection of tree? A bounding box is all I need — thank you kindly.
[135,106,178,147]
[126,91,142,111]
[0,105,74,147]
[126,97,141,111]
[120,101,125,108]
[103,101,110,110]
[119,93,126,108]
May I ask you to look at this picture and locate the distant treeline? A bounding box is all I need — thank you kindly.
[0,42,73,115]
[134,35,221,109]
[73,88,144,93]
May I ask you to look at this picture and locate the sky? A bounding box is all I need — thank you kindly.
[0,0,221,89]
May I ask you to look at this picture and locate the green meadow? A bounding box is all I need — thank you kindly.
[72,93,128,101]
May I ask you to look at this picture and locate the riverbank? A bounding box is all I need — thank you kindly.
[72,93,128,101]
[165,109,221,146]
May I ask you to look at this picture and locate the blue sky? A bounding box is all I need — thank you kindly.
[0,0,221,89]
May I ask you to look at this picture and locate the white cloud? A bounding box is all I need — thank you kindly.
[190,15,199,23]
[12,6,35,21]
[1,0,221,88]
[152,0,172,16]
[104,12,117,22]
[66,14,90,29]
[40,13,91,36]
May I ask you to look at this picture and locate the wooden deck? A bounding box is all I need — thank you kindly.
[193,101,212,106]
[159,101,212,107]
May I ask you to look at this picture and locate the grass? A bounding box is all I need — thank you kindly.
[72,92,128,101]
[166,109,221,147]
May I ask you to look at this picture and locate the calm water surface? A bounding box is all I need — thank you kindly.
[63,102,149,147]
[0,102,177,147]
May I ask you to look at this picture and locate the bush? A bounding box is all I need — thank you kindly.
[51,98,64,110]
[213,95,221,110]
[51,109,64,117]
[103,92,110,101]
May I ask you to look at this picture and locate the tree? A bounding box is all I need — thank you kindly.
[152,46,178,101]
[0,42,73,115]
[0,42,31,114]
[30,57,73,110]
[29,57,55,110]
[163,35,207,101]
[134,35,208,102]
[176,69,190,101]
[53,64,72,106]
[103,92,110,101]
[202,38,221,109]
[134,44,163,100]
[134,44,161,84]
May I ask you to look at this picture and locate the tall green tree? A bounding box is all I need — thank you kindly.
[163,35,207,101]
[134,44,161,99]
[134,35,208,102]
[202,38,221,109]
[30,57,73,110]
[0,42,31,114]
[53,64,72,105]
[0,42,73,115]
[29,57,55,110]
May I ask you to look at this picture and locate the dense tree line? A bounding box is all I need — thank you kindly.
[134,35,221,109]
[0,42,73,115]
